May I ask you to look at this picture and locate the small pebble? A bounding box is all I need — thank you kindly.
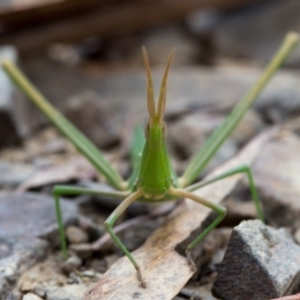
[95,272,104,280]
[88,259,107,273]
[81,270,95,278]
[22,293,43,300]
[67,272,83,284]
[66,226,89,244]
[32,285,46,298]
[179,288,201,300]
[60,255,82,275]
[69,243,93,260]
[46,284,87,300]
[6,293,22,300]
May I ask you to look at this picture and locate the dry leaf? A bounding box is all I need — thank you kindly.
[17,156,96,191]
[84,127,278,300]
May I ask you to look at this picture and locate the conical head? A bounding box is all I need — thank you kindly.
[142,47,175,126]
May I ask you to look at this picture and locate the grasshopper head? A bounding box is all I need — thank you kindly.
[142,47,175,132]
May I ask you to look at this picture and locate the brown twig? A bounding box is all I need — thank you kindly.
[0,0,261,52]
[0,0,117,27]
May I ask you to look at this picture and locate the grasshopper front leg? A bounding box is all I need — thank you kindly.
[53,185,130,258]
[54,185,146,287]
[103,188,146,287]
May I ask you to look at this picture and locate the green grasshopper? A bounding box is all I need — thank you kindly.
[1,32,298,288]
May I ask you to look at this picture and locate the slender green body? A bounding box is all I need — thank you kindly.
[1,32,298,288]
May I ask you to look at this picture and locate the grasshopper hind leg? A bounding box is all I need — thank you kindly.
[170,164,262,270]
[186,165,263,221]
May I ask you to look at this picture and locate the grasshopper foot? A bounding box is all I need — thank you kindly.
[186,249,197,272]
[136,267,147,288]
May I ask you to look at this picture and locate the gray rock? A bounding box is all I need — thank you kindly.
[179,285,218,300]
[80,270,95,278]
[0,162,35,189]
[23,293,43,300]
[5,292,22,300]
[68,244,93,260]
[65,226,89,245]
[0,46,21,148]
[0,238,48,299]
[252,132,300,230]
[212,220,300,300]
[0,193,78,295]
[31,286,46,299]
[0,276,10,300]
[60,256,82,275]
[46,284,87,300]
[66,272,82,285]
[88,259,107,274]
[0,193,78,240]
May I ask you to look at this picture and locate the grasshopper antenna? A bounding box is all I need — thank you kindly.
[157,48,175,124]
[142,46,155,125]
